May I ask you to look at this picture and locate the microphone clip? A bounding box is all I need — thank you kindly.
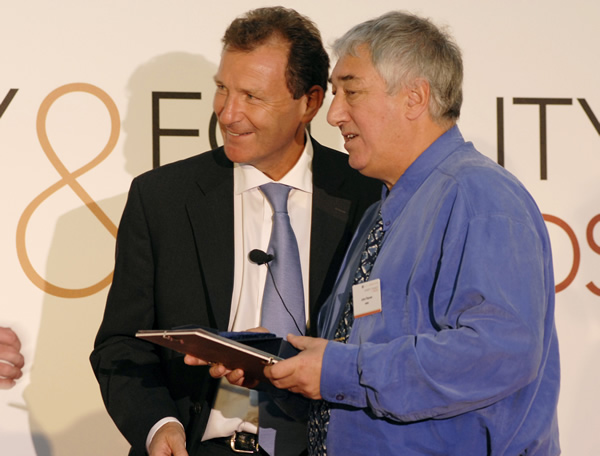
[249,249,274,265]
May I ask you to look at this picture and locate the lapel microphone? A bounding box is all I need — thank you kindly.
[248,249,274,265]
[248,249,304,336]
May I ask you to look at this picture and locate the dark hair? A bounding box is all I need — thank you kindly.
[222,7,329,99]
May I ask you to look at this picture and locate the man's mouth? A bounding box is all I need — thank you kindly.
[226,129,252,137]
[343,133,357,143]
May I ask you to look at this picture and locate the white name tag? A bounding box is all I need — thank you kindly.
[352,278,382,318]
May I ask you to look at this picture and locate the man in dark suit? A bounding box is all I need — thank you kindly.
[90,7,379,456]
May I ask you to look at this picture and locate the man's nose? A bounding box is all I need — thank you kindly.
[216,94,242,124]
[327,94,347,126]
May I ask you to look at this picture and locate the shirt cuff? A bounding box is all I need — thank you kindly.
[320,341,366,408]
[146,417,184,453]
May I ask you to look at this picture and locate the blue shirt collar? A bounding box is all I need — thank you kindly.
[380,125,465,228]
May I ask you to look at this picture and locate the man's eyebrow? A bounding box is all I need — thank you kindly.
[328,74,358,84]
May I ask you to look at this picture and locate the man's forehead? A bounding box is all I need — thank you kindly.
[330,48,373,84]
[330,59,367,85]
[329,73,360,84]
[215,41,288,78]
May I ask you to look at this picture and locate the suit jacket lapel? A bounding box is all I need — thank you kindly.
[182,142,365,332]
[185,148,234,331]
[309,139,354,325]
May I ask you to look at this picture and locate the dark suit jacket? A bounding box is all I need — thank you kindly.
[90,138,380,455]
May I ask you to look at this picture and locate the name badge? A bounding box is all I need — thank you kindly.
[352,279,382,318]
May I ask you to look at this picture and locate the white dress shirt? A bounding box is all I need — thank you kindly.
[146,137,314,450]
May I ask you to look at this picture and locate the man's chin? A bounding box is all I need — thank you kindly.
[347,154,367,173]
[223,144,245,163]
[224,146,261,169]
[349,160,380,182]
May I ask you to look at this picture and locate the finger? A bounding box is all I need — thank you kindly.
[286,334,311,350]
[225,368,246,384]
[267,369,297,390]
[0,328,21,350]
[0,378,16,390]
[265,367,321,400]
[169,436,188,456]
[264,359,297,383]
[183,355,208,366]
[224,369,259,388]
[247,327,269,333]
[0,362,23,381]
[209,364,231,378]
[0,346,25,368]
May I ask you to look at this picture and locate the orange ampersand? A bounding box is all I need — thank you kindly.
[16,83,120,298]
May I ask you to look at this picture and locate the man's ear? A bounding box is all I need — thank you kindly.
[405,78,430,120]
[302,85,325,123]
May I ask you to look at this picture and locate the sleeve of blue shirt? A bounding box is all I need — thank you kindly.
[320,198,553,422]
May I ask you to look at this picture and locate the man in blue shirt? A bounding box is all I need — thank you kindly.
[263,11,561,455]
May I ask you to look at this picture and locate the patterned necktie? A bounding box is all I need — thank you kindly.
[259,182,307,456]
[307,212,385,456]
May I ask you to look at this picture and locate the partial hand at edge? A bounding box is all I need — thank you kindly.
[148,422,188,456]
[0,327,24,390]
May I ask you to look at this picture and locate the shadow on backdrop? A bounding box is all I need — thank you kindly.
[24,52,218,455]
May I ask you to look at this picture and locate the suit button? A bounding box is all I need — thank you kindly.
[191,402,202,414]
[336,394,344,401]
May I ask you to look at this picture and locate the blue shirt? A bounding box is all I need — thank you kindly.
[318,126,560,455]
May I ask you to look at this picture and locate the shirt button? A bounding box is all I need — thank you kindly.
[336,394,344,401]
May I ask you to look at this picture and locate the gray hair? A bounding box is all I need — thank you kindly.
[331,11,463,124]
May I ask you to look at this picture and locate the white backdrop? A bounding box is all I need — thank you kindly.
[1,1,598,454]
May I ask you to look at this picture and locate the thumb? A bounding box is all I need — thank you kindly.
[286,334,310,350]
[172,441,188,456]
[168,436,188,456]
